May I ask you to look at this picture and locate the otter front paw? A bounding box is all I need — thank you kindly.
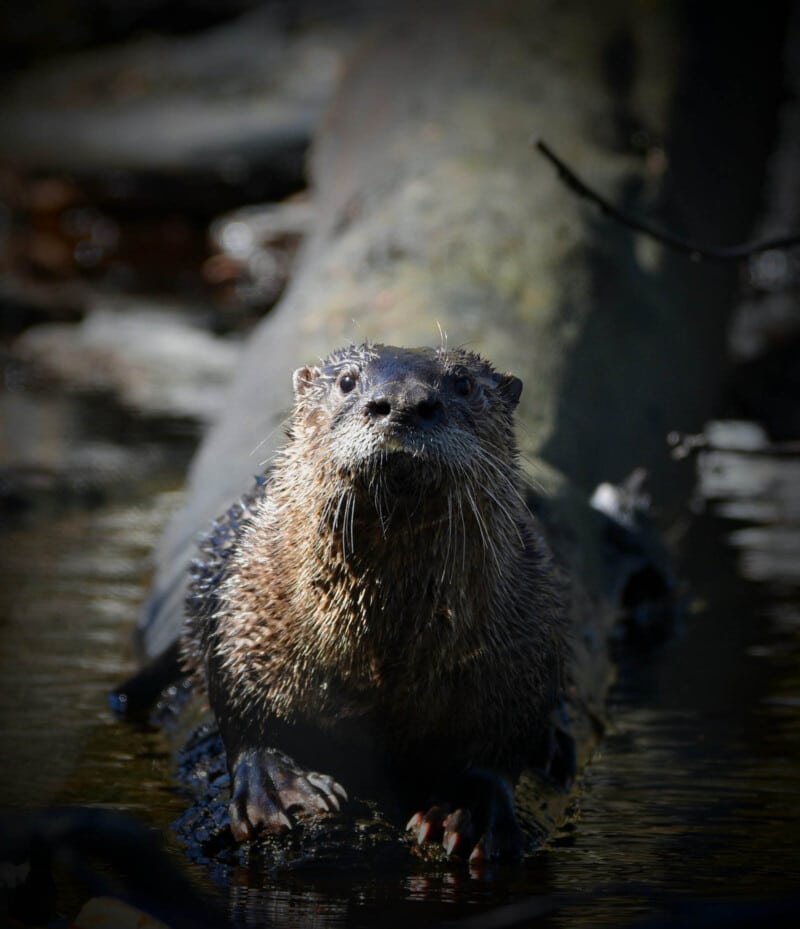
[229,748,348,842]
[406,769,523,861]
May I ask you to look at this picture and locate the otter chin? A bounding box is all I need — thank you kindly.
[182,342,572,861]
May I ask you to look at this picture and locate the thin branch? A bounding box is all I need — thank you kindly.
[533,137,800,263]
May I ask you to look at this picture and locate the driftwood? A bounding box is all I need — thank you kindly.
[136,0,785,856]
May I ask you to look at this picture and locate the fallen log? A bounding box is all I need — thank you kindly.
[134,0,787,861]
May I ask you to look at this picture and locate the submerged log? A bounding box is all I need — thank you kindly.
[135,0,787,857]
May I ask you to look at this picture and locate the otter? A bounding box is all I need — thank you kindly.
[182,342,572,860]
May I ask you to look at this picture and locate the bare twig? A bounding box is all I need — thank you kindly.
[533,138,800,262]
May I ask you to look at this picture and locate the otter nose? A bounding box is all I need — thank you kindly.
[365,383,444,427]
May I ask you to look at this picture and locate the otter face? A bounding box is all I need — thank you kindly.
[291,344,522,491]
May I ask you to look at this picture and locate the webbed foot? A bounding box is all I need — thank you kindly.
[229,748,348,842]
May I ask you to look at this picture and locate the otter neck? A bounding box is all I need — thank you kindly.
[279,457,526,655]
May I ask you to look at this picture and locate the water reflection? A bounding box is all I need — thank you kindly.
[0,491,185,813]
[697,420,800,586]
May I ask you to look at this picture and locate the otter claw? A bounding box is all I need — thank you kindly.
[306,771,348,810]
[229,782,292,841]
[405,811,432,844]
[443,808,474,857]
[406,772,522,860]
[229,748,347,841]
[415,820,433,845]
[406,805,451,847]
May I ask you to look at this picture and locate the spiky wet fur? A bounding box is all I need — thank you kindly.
[183,343,567,786]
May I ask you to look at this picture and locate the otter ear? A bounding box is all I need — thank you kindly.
[492,372,523,408]
[292,365,321,400]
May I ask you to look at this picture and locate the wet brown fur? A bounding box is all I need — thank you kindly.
[182,342,567,825]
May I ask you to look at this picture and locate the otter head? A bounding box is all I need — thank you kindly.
[289,343,523,500]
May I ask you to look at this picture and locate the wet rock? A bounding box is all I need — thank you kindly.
[0,444,161,520]
[0,374,188,522]
[2,297,238,521]
[12,298,240,422]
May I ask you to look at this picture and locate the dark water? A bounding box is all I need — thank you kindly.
[1,379,798,928]
[0,486,184,814]
[547,508,800,925]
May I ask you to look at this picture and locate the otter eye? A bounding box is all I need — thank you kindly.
[337,371,358,394]
[453,375,473,397]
